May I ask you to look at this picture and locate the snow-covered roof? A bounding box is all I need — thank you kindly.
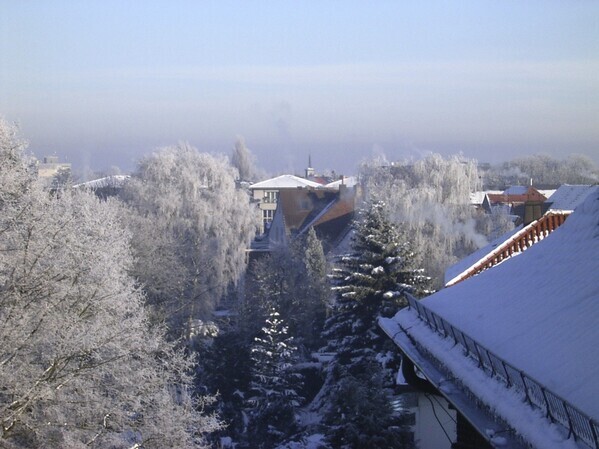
[386,186,599,426]
[325,176,358,189]
[73,175,130,189]
[249,174,322,190]
[503,185,529,195]
[469,191,486,205]
[443,224,523,285]
[470,191,504,205]
[545,184,595,213]
[538,189,556,199]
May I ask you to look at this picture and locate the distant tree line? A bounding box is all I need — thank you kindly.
[482,153,598,189]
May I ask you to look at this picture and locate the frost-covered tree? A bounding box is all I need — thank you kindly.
[483,153,598,188]
[298,227,329,349]
[0,120,221,448]
[244,233,328,352]
[120,143,259,337]
[231,137,256,182]
[245,308,303,448]
[50,166,72,191]
[361,154,486,286]
[303,227,327,284]
[0,119,33,207]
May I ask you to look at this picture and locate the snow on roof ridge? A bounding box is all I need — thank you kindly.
[444,225,522,285]
[249,174,322,189]
[325,176,358,189]
[297,197,338,236]
[444,211,569,286]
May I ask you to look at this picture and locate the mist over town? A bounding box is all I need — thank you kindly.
[1,2,598,449]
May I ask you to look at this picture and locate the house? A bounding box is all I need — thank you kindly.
[486,185,549,225]
[544,184,596,213]
[248,179,358,258]
[249,174,323,234]
[380,186,599,449]
[35,155,72,188]
[36,155,71,179]
[444,184,595,287]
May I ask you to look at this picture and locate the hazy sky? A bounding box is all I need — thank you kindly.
[1,1,598,175]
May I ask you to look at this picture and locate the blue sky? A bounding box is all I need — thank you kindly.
[1,1,598,175]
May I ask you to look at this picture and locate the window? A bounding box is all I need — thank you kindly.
[264,190,278,203]
[262,209,274,229]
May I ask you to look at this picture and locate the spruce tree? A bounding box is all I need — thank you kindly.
[316,200,431,448]
[297,227,329,350]
[245,308,303,448]
[303,227,327,282]
[323,200,431,363]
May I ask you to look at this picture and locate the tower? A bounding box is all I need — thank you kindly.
[305,154,315,179]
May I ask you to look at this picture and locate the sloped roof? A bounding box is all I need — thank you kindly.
[325,176,358,189]
[503,185,529,195]
[392,186,599,419]
[488,186,547,205]
[545,184,595,212]
[538,189,556,199]
[443,224,523,285]
[73,175,130,189]
[249,174,322,190]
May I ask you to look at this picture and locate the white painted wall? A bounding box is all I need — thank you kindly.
[413,393,456,449]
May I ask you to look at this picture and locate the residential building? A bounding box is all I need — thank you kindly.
[380,186,599,449]
[35,155,72,188]
[248,176,358,259]
[249,174,322,234]
[446,184,595,287]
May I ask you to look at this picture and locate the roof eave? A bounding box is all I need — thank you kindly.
[380,315,530,449]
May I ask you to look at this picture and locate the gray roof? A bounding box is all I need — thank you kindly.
[545,184,595,212]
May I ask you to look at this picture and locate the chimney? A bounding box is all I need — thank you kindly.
[524,200,543,225]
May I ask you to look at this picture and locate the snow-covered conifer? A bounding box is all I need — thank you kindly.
[303,227,327,282]
[314,201,429,447]
[323,201,431,361]
[246,308,303,448]
[360,154,486,286]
